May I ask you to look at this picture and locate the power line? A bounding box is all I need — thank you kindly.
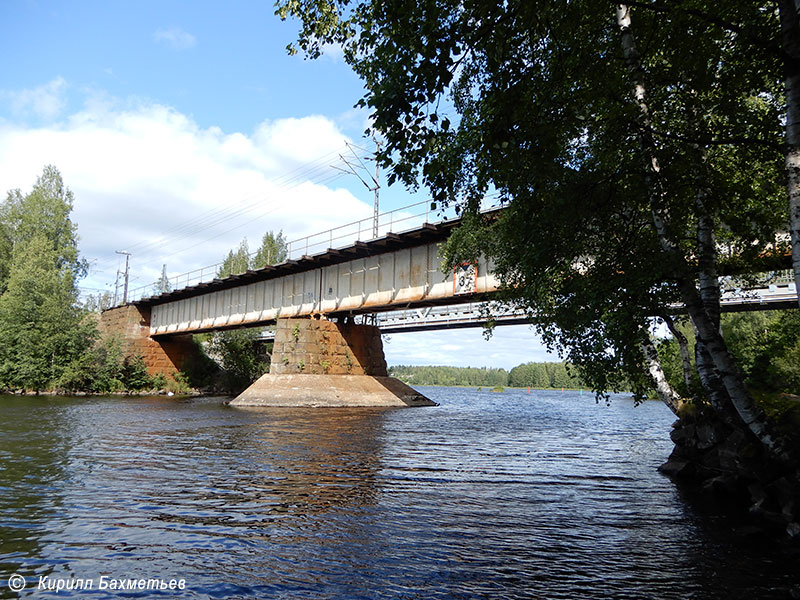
[88,145,355,274]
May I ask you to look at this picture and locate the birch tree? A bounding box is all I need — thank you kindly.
[276,0,795,455]
[777,0,800,307]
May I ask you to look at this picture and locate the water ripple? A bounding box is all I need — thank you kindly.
[0,390,798,599]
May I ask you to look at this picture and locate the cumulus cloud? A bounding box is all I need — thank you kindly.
[0,86,372,296]
[1,77,67,119]
[153,27,196,50]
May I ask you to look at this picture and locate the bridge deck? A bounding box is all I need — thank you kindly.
[130,209,797,337]
[144,219,500,336]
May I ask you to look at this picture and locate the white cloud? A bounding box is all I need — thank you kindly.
[320,41,345,62]
[0,86,372,296]
[153,27,196,50]
[1,77,67,119]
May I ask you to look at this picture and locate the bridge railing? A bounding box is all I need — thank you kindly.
[119,199,457,305]
[113,198,795,308]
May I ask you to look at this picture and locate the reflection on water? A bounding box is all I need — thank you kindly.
[0,389,798,599]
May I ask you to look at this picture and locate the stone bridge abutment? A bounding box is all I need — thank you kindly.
[98,304,200,378]
[99,306,433,406]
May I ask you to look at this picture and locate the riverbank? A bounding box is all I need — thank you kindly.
[660,397,800,542]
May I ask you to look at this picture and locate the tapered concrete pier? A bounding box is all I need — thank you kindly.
[230,317,435,407]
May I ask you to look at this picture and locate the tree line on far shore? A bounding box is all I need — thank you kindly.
[389,362,586,389]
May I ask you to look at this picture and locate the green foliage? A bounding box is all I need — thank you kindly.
[389,362,591,389]
[2,165,86,276]
[0,218,11,294]
[389,365,508,387]
[207,329,269,393]
[0,167,184,395]
[217,230,289,277]
[57,335,161,394]
[164,371,192,395]
[276,0,787,406]
[122,354,152,391]
[659,310,800,395]
[722,312,779,387]
[179,342,220,390]
[0,236,94,391]
[217,239,251,278]
[0,167,96,393]
[85,335,125,393]
[252,231,288,268]
[508,362,586,389]
[753,390,800,436]
[151,373,168,391]
[82,291,115,312]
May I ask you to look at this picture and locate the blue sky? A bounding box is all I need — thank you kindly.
[0,0,559,369]
[1,1,364,133]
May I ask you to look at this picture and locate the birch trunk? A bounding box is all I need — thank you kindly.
[690,147,741,423]
[616,4,792,461]
[693,340,741,428]
[662,315,694,395]
[679,280,791,459]
[693,158,721,329]
[641,337,682,415]
[778,0,800,308]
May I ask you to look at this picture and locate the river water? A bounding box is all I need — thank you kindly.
[1,387,798,599]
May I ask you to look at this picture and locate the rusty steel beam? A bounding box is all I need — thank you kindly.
[149,239,498,336]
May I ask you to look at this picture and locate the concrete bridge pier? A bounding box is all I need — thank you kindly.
[230,317,435,407]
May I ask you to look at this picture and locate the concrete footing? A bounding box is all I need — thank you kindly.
[230,316,435,408]
[229,373,436,407]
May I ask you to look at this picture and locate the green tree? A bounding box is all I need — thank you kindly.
[57,334,157,394]
[0,167,96,392]
[0,218,11,294]
[252,231,288,268]
[508,363,533,388]
[2,165,86,276]
[530,364,551,389]
[217,239,251,278]
[207,329,268,393]
[278,0,797,459]
[0,235,93,391]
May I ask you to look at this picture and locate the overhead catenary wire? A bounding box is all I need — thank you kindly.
[88,144,359,274]
[89,149,349,271]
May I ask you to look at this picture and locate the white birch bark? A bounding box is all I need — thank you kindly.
[778,0,800,309]
[616,4,792,461]
[641,337,682,415]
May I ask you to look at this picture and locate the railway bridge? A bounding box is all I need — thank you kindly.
[100,210,502,407]
[100,205,797,407]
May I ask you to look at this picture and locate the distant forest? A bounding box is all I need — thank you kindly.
[388,362,586,389]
